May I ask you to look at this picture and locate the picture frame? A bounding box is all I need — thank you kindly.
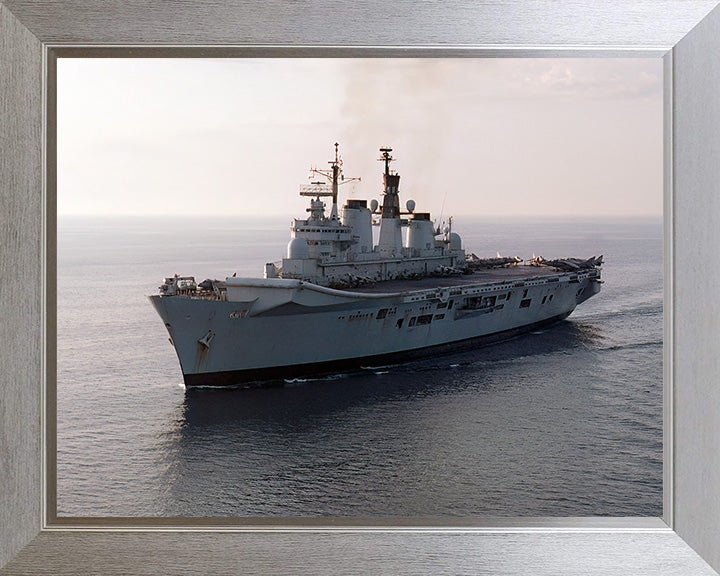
[2,1,720,574]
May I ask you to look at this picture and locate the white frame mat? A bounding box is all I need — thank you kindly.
[2,1,720,574]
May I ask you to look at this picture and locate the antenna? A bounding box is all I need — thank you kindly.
[438,188,448,228]
[378,147,394,176]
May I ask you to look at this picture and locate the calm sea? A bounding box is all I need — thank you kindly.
[56,215,663,517]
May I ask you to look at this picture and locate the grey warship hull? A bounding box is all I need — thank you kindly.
[150,266,601,387]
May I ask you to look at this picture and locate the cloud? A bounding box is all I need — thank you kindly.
[516,59,661,100]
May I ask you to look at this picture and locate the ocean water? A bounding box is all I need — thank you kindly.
[56,215,663,517]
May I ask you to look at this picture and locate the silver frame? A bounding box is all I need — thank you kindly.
[2,2,720,574]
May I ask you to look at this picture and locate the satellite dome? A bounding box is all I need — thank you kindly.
[287,237,309,259]
[370,199,379,212]
[449,232,462,251]
[406,199,416,213]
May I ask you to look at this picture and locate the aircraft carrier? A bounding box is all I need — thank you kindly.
[149,145,603,387]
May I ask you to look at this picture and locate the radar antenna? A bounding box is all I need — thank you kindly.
[378,147,394,176]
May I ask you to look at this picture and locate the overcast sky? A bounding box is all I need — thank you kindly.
[58,58,663,218]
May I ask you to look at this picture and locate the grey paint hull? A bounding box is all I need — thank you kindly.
[149,269,601,387]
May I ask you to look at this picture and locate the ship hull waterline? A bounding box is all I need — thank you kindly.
[178,310,572,388]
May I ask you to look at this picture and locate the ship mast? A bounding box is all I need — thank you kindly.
[377,147,403,257]
[304,142,360,221]
[330,142,341,219]
[379,147,401,219]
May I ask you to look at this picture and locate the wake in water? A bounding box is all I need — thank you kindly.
[283,373,350,385]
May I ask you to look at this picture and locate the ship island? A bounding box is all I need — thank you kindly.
[149,144,603,387]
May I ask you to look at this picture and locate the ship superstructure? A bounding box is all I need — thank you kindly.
[270,144,465,288]
[150,145,603,387]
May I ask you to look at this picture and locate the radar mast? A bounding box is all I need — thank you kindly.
[303,143,360,220]
[379,147,401,219]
